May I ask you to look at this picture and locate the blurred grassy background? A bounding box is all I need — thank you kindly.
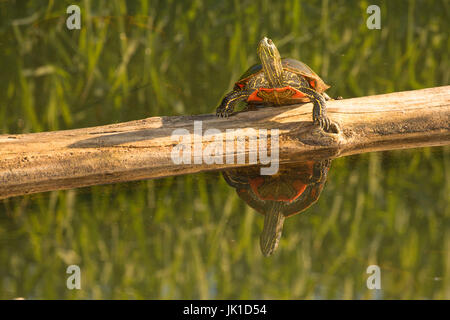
[0,0,449,299]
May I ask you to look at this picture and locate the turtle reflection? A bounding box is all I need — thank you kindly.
[223,159,331,256]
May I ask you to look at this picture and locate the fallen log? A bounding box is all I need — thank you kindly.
[0,86,449,199]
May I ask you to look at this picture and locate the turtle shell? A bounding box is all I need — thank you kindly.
[223,161,330,218]
[235,58,330,93]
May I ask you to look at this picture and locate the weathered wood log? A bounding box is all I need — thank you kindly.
[0,86,449,199]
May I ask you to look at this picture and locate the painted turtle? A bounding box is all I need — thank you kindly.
[223,160,331,256]
[216,37,332,131]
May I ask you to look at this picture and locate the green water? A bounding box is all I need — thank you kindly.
[0,0,449,299]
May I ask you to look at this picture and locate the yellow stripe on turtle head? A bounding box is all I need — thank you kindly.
[257,37,284,88]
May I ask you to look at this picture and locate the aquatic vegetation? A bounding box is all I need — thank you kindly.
[0,0,448,299]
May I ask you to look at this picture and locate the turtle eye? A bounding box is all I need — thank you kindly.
[268,39,273,45]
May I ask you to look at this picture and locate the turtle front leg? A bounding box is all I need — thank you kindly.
[297,86,331,131]
[284,81,331,131]
[216,90,252,118]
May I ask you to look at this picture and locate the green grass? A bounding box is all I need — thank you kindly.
[0,0,449,299]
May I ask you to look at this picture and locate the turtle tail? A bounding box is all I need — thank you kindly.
[260,202,285,257]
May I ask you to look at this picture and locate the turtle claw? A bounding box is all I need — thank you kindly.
[313,113,332,132]
[314,114,340,134]
[216,107,232,118]
[323,116,331,131]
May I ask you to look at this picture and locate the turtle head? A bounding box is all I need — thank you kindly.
[260,204,286,256]
[257,37,284,87]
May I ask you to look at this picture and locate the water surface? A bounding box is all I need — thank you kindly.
[0,0,448,299]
